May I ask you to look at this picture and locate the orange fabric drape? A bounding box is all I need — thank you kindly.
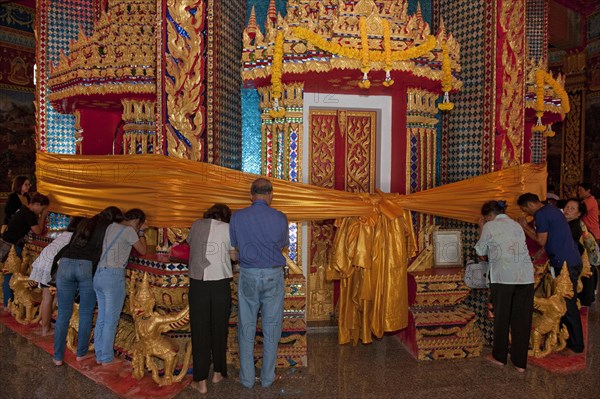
[36,152,546,344]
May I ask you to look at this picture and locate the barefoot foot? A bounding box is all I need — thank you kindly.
[212,372,224,384]
[192,380,208,394]
[484,353,505,366]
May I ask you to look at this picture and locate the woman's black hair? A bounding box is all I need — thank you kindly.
[11,176,29,194]
[100,206,124,223]
[124,208,146,224]
[71,206,122,247]
[204,203,232,223]
[565,198,587,217]
[66,216,86,233]
[481,200,507,216]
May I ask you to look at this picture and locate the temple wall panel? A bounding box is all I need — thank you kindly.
[495,0,526,169]
[164,0,207,161]
[209,0,246,169]
[435,0,495,183]
[36,0,98,154]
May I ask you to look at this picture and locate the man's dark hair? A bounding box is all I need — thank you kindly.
[204,203,232,223]
[517,193,540,206]
[30,193,50,206]
[251,178,273,195]
[578,182,592,192]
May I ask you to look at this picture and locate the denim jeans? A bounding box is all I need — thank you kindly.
[2,273,12,307]
[93,267,126,363]
[237,267,284,388]
[54,258,96,362]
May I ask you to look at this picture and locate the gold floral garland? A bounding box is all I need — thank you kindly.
[438,42,454,111]
[382,19,394,87]
[532,69,570,135]
[292,25,437,77]
[269,30,286,119]
[358,17,371,89]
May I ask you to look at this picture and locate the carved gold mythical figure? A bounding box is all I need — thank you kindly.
[129,273,191,386]
[8,272,42,325]
[529,263,573,358]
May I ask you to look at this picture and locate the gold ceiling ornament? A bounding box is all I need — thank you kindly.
[48,0,157,108]
[525,58,569,127]
[242,0,461,89]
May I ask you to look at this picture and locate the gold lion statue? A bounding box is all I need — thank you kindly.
[529,263,573,358]
[129,272,191,387]
[4,246,42,325]
[8,272,42,325]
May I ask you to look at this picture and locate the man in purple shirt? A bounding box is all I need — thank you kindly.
[518,193,584,354]
[230,178,289,388]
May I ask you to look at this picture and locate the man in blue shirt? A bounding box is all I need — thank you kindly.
[230,178,289,388]
[517,193,584,353]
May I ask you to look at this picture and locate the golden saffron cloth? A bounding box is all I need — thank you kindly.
[36,152,546,344]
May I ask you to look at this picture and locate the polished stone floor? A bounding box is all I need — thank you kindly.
[1,305,599,399]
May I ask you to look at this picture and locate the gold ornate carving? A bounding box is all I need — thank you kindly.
[8,273,42,325]
[561,89,584,195]
[346,112,376,193]
[48,0,157,104]
[499,0,525,168]
[121,100,157,154]
[308,109,336,321]
[165,0,206,161]
[242,0,462,88]
[309,110,336,188]
[529,263,572,358]
[129,273,191,386]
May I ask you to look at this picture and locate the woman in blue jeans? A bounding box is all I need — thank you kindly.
[93,208,147,365]
[53,206,123,366]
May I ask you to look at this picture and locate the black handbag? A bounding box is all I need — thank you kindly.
[0,239,12,263]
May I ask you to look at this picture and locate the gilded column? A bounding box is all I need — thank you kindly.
[164,0,206,161]
[495,0,526,170]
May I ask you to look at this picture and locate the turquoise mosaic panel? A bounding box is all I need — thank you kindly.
[44,0,95,155]
[241,87,262,174]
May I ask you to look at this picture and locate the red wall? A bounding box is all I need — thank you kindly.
[79,108,122,155]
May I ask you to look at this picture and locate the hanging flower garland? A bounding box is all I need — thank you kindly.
[532,69,570,133]
[269,30,286,119]
[292,27,437,64]
[438,42,454,111]
[358,17,371,89]
[382,19,394,87]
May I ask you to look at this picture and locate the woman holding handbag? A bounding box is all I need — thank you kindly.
[93,208,147,366]
[474,200,534,372]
